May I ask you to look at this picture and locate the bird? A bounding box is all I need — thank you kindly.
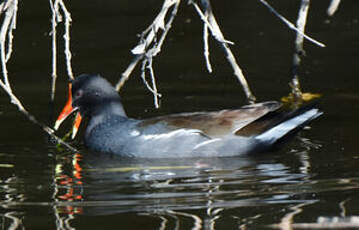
[54,74,322,158]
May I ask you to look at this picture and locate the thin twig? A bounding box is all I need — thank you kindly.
[290,0,311,98]
[191,2,234,45]
[149,1,180,57]
[49,0,59,102]
[0,2,5,13]
[5,0,17,62]
[327,0,341,16]
[116,0,180,108]
[0,79,78,152]
[116,0,180,91]
[49,0,73,103]
[147,57,161,108]
[191,0,256,103]
[115,54,143,91]
[140,58,162,108]
[203,7,212,73]
[0,0,15,89]
[58,0,74,80]
[258,0,325,48]
[0,0,77,152]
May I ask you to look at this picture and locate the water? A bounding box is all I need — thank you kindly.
[1,0,359,229]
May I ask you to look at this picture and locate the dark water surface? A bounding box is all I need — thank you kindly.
[1,0,359,229]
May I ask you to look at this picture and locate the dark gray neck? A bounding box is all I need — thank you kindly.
[85,100,127,138]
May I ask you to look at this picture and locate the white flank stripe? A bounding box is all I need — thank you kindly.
[142,129,201,141]
[194,138,221,150]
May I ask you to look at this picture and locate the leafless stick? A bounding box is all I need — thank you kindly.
[327,0,341,16]
[0,3,5,13]
[0,0,16,89]
[148,1,180,57]
[137,0,180,107]
[259,0,325,48]
[58,0,74,80]
[5,0,16,62]
[116,0,180,107]
[140,59,152,92]
[147,58,161,108]
[191,2,233,45]
[116,0,178,92]
[115,54,143,91]
[142,0,180,107]
[131,0,180,56]
[0,31,10,89]
[290,0,311,98]
[0,79,78,152]
[140,58,162,108]
[49,0,60,102]
[191,0,256,103]
[49,0,74,102]
[203,10,212,73]
[0,0,77,152]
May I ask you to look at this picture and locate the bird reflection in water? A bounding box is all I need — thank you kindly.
[53,152,84,229]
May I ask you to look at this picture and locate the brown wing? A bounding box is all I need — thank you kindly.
[139,101,281,138]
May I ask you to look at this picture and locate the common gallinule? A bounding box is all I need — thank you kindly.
[54,74,322,158]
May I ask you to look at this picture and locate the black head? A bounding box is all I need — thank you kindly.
[71,74,123,117]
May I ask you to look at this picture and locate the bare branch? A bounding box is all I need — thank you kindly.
[0,2,5,13]
[115,54,143,91]
[5,0,17,62]
[140,58,162,108]
[327,0,341,16]
[49,0,74,102]
[290,0,311,98]
[0,0,77,152]
[203,9,212,73]
[191,0,256,103]
[0,0,16,90]
[258,0,325,48]
[58,0,74,80]
[49,0,59,102]
[191,2,233,45]
[1,83,78,152]
[116,0,180,108]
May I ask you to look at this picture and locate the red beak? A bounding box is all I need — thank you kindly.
[54,83,82,139]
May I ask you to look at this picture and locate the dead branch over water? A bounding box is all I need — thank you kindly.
[116,0,257,105]
[49,0,74,102]
[290,0,311,98]
[190,0,256,103]
[0,0,340,150]
[327,0,341,16]
[0,0,77,152]
[115,0,180,108]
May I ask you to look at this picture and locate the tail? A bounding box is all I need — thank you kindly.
[255,106,322,146]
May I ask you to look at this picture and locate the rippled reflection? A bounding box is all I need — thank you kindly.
[45,145,318,229]
[2,136,359,229]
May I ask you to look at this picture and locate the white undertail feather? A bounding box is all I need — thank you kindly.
[256,108,322,144]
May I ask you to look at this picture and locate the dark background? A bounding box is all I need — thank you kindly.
[1,0,359,229]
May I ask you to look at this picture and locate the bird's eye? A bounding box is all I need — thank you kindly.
[74,90,83,98]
